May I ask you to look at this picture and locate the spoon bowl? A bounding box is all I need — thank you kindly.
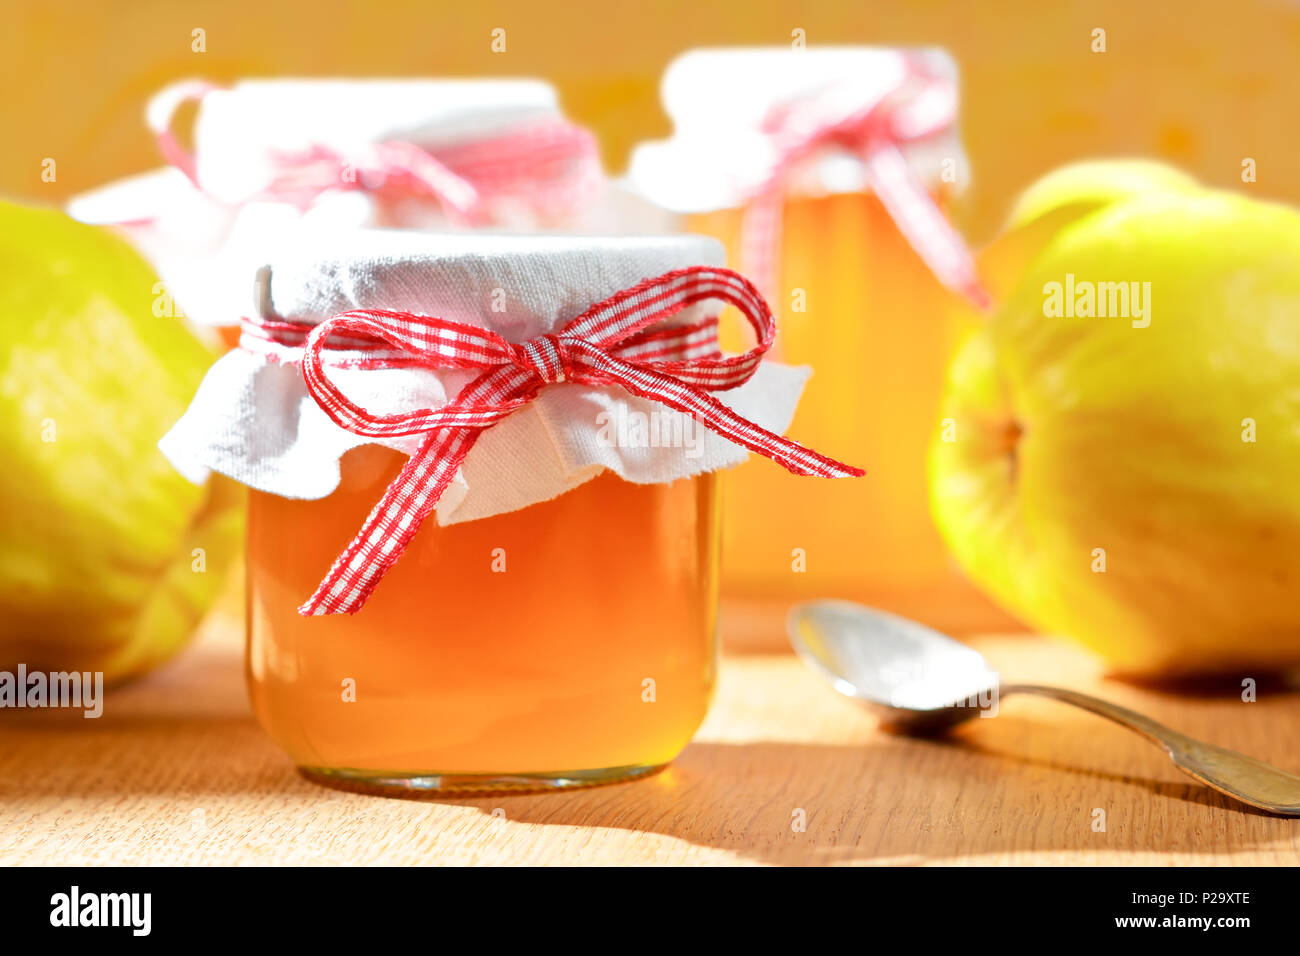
[788,599,1000,733]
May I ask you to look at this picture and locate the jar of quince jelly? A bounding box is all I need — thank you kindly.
[630,47,1009,634]
[159,231,830,792]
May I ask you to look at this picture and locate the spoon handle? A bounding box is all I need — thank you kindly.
[1001,683,1300,816]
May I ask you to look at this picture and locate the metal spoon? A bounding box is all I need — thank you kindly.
[788,599,1300,816]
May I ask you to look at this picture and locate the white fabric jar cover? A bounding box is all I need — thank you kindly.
[627,46,969,211]
[69,78,668,328]
[159,231,812,527]
[626,46,988,308]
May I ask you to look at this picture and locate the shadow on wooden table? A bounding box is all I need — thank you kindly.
[0,711,305,798]
[438,729,1298,865]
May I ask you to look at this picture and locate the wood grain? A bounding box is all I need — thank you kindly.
[3,602,1298,866]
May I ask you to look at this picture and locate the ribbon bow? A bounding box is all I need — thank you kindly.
[148,80,602,223]
[254,141,484,222]
[741,55,991,310]
[284,266,862,616]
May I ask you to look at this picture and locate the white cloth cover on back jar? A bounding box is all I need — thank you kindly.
[159,231,811,525]
[626,46,968,212]
[68,78,670,328]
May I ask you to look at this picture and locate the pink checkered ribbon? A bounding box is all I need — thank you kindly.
[245,266,863,616]
[741,56,991,309]
[147,80,221,185]
[148,81,602,222]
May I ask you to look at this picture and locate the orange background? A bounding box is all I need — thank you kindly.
[3,0,1299,239]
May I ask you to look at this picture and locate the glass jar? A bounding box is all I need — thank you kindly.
[631,48,1012,632]
[159,231,820,793]
[247,445,719,791]
[690,193,969,605]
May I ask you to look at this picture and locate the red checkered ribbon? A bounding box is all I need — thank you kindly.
[741,55,991,309]
[148,81,602,222]
[248,266,863,616]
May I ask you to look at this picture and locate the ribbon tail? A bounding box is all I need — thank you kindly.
[738,187,785,305]
[298,428,479,616]
[683,393,864,478]
[576,347,863,479]
[380,142,481,224]
[861,143,993,311]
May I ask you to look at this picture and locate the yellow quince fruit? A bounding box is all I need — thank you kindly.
[0,199,240,683]
[930,163,1300,676]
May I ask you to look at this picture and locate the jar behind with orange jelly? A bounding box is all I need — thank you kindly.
[158,231,846,792]
[630,47,1010,633]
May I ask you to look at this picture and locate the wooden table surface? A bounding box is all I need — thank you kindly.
[3,599,1299,866]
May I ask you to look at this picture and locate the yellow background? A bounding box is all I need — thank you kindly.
[4,0,1299,239]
